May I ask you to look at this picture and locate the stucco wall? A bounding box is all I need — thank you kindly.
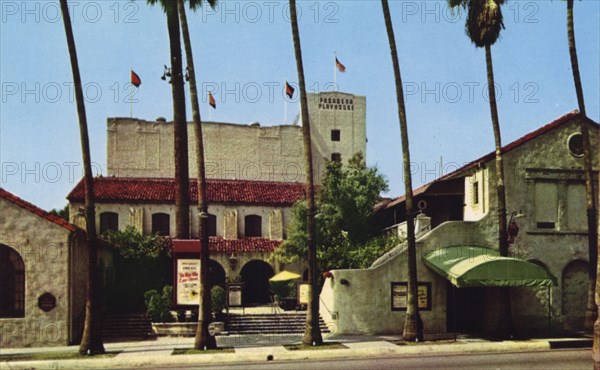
[470,118,598,334]
[0,199,76,347]
[69,202,293,240]
[107,92,366,183]
[321,221,487,337]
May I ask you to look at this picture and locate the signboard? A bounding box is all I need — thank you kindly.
[391,282,431,311]
[297,283,310,305]
[176,259,200,305]
[227,283,243,307]
[391,283,407,310]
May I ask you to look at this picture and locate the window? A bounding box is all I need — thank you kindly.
[331,129,341,141]
[208,214,217,237]
[534,182,557,230]
[99,212,119,234]
[568,133,584,157]
[472,181,479,205]
[331,153,342,162]
[0,245,25,318]
[567,183,586,230]
[245,215,262,237]
[152,213,170,236]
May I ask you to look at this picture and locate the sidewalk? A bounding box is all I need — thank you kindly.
[0,333,591,369]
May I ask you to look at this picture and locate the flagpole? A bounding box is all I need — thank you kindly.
[130,67,133,118]
[333,52,337,90]
[284,78,288,124]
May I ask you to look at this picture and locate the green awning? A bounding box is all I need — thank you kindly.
[423,246,557,288]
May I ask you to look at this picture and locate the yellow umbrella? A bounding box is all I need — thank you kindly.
[269,270,302,282]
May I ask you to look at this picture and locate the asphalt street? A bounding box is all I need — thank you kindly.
[147,348,589,370]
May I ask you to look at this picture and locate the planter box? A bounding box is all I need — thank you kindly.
[152,322,225,337]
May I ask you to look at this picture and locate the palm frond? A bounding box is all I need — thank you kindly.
[188,0,218,11]
[466,0,505,47]
[145,0,168,12]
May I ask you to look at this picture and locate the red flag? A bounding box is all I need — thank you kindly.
[335,57,346,73]
[285,81,295,99]
[208,91,216,109]
[131,70,141,87]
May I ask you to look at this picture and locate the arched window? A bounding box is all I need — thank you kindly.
[99,212,119,234]
[152,213,170,236]
[245,215,262,237]
[0,245,25,318]
[207,214,217,237]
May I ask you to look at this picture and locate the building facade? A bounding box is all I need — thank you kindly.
[76,90,367,307]
[67,178,309,305]
[106,92,366,183]
[0,188,88,348]
[320,111,599,338]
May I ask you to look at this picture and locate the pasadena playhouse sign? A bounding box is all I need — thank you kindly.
[319,97,355,111]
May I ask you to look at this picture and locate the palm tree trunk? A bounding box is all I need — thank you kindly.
[485,44,513,339]
[567,0,598,336]
[59,0,105,355]
[595,139,600,369]
[175,0,216,350]
[381,0,422,342]
[289,0,322,346]
[166,0,190,240]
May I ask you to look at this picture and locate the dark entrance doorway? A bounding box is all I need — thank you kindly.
[209,259,226,290]
[240,260,274,305]
[446,283,486,335]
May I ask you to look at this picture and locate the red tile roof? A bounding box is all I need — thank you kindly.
[383,111,598,210]
[0,188,76,231]
[172,237,282,253]
[68,178,307,206]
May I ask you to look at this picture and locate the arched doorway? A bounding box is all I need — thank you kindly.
[562,260,588,333]
[0,244,25,318]
[240,260,274,305]
[209,259,226,289]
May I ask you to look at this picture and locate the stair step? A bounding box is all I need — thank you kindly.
[224,313,331,335]
[102,313,155,339]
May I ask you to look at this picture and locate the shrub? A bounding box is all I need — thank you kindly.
[211,286,225,315]
[102,226,170,259]
[144,285,174,322]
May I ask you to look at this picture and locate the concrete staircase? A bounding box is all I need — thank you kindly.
[225,313,331,335]
[102,313,156,341]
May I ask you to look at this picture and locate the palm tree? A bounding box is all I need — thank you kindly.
[175,0,218,350]
[448,0,512,339]
[565,0,598,337]
[59,0,105,355]
[596,150,600,370]
[289,0,322,346]
[381,0,422,342]
[148,0,190,240]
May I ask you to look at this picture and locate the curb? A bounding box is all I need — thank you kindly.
[1,338,581,369]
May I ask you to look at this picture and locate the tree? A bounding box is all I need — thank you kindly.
[174,0,218,350]
[49,204,69,221]
[274,153,396,272]
[448,0,512,339]
[102,226,168,260]
[288,0,322,346]
[565,0,598,337]
[381,0,422,342]
[59,0,105,355]
[147,0,190,240]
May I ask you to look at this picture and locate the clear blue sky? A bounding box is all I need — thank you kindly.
[1,0,599,211]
